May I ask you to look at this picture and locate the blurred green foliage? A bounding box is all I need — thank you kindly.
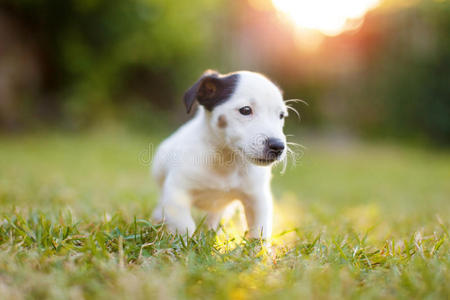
[357,1,450,143]
[2,0,224,125]
[0,0,449,144]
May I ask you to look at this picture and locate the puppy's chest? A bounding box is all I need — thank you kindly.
[190,167,245,206]
[193,166,244,191]
[191,188,243,211]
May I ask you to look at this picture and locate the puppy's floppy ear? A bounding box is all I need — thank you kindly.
[183,70,239,113]
[183,70,218,113]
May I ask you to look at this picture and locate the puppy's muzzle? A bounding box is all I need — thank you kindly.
[265,137,285,160]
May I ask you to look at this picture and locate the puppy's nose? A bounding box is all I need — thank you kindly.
[266,138,285,156]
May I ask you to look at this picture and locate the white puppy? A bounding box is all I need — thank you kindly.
[151,70,288,240]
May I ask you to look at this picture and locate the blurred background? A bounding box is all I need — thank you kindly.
[0,0,449,144]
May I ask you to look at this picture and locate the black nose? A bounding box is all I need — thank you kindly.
[266,138,285,157]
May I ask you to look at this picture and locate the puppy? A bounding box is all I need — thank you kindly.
[151,70,288,240]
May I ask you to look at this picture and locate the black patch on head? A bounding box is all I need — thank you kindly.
[184,70,239,113]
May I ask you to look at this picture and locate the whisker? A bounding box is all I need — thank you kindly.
[280,145,294,174]
[287,141,307,149]
[279,143,301,174]
[278,135,307,173]
[286,105,301,121]
[288,145,298,167]
[284,98,309,106]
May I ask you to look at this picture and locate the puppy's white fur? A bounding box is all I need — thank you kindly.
[152,71,288,239]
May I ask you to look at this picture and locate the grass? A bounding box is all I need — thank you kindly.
[0,126,449,299]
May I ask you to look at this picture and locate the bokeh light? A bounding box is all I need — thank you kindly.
[272,0,380,36]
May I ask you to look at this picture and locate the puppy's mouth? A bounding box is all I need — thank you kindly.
[249,157,277,166]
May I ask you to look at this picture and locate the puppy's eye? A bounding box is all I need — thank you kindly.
[239,106,253,116]
[279,112,285,119]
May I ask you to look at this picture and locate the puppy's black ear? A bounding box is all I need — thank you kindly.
[183,70,239,113]
[183,70,218,113]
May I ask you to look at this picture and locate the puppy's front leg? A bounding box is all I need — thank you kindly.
[242,189,273,240]
[206,211,223,231]
[152,177,196,236]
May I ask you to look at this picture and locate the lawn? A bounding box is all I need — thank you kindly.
[0,126,449,299]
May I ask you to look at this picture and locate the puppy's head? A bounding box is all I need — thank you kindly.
[184,70,287,166]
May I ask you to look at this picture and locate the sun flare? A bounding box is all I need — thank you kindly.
[272,0,380,36]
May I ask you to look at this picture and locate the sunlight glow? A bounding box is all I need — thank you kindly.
[272,0,380,36]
